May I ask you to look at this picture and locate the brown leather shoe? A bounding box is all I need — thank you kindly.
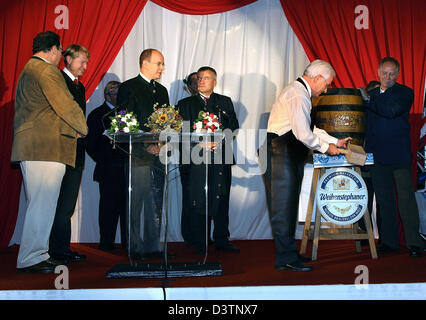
[17,258,58,273]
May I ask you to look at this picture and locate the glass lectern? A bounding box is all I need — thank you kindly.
[104,131,223,278]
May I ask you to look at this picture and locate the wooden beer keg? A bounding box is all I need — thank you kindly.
[312,88,365,146]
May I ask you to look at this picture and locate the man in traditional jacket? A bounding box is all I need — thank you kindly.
[116,49,173,259]
[178,66,240,255]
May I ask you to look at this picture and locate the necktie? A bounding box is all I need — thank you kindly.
[74,79,78,85]
[202,96,209,105]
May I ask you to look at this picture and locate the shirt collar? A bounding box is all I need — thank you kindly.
[299,76,312,97]
[33,55,50,64]
[140,72,151,84]
[105,101,115,109]
[199,92,212,100]
[63,67,77,82]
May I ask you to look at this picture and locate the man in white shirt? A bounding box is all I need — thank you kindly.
[266,60,350,271]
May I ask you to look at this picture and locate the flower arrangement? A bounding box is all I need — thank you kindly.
[145,103,183,133]
[108,110,140,133]
[193,111,222,133]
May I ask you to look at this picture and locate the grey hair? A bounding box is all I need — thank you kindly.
[303,59,336,80]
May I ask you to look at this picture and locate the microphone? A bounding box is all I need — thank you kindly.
[101,105,121,131]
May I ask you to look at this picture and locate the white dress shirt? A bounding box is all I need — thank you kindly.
[267,78,337,154]
[63,67,77,82]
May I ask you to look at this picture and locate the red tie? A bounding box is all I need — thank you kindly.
[74,79,78,85]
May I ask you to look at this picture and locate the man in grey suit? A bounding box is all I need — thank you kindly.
[11,31,87,273]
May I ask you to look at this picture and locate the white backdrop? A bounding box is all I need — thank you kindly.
[11,0,310,245]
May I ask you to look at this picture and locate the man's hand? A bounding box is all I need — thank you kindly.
[326,143,341,156]
[146,144,161,156]
[336,137,352,148]
[199,141,220,151]
[358,87,370,102]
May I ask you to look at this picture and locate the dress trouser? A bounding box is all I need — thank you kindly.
[370,162,424,249]
[358,167,381,241]
[182,162,232,250]
[17,161,66,268]
[98,165,126,247]
[126,156,165,256]
[265,133,308,266]
[49,165,83,255]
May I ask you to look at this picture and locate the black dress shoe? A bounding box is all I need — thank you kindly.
[409,246,424,257]
[17,258,58,273]
[276,260,313,272]
[215,243,240,253]
[51,250,86,262]
[377,244,399,254]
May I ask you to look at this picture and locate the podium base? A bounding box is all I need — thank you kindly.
[106,262,222,278]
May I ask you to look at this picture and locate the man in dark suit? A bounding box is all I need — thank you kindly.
[86,81,127,251]
[177,66,240,255]
[361,57,424,257]
[49,44,90,263]
[116,49,172,259]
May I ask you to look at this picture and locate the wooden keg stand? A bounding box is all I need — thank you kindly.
[299,165,378,261]
[301,88,377,260]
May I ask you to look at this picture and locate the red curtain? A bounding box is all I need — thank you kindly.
[0,0,147,249]
[151,0,257,15]
[0,0,260,250]
[281,0,426,185]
